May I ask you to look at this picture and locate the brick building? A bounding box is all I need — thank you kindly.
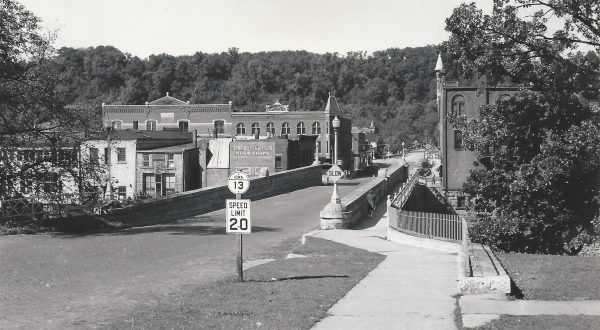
[435,54,519,208]
[102,93,354,172]
[102,93,233,137]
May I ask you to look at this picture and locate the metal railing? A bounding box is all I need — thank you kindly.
[388,208,463,241]
[0,192,102,223]
[391,171,418,208]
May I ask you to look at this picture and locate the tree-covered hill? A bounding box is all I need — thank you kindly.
[54,45,456,151]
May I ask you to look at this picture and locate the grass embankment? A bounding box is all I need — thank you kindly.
[468,315,600,330]
[105,237,385,330]
[466,253,600,330]
[496,253,600,300]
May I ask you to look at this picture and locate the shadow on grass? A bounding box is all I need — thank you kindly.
[510,278,525,299]
[249,275,350,282]
[57,224,281,239]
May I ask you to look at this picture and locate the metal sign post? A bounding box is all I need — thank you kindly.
[227,171,251,282]
[236,193,243,282]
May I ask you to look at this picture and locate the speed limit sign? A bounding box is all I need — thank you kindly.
[228,171,250,195]
[226,199,251,234]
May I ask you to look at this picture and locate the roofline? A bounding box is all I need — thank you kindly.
[443,86,524,91]
[102,104,231,107]
[231,111,340,116]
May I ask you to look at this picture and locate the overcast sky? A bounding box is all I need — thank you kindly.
[20,0,493,58]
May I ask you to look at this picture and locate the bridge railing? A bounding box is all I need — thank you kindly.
[391,171,418,208]
[388,208,463,241]
[0,192,102,224]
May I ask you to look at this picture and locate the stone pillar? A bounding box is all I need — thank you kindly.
[320,182,346,229]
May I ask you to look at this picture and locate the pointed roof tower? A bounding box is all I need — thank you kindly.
[324,92,341,113]
[434,53,444,73]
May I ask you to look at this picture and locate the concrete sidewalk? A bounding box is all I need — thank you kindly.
[306,205,460,330]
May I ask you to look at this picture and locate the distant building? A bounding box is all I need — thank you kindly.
[351,126,370,171]
[83,130,196,200]
[435,54,519,209]
[102,93,354,172]
[136,143,201,198]
[102,93,232,137]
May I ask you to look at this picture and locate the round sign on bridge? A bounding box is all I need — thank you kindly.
[228,172,250,194]
[326,164,344,183]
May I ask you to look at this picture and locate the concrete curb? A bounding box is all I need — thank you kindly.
[301,229,321,245]
[459,243,511,294]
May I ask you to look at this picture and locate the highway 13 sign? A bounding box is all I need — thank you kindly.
[226,199,251,234]
[228,171,250,195]
[326,164,344,183]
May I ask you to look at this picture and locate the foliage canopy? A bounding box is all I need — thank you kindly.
[446,0,600,253]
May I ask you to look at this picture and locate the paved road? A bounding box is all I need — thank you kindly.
[0,177,370,329]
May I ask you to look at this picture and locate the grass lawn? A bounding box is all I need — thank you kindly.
[495,253,600,300]
[467,315,600,330]
[104,237,385,330]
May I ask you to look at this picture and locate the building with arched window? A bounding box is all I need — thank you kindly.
[280,122,290,136]
[103,93,354,171]
[251,122,260,135]
[230,94,353,168]
[296,122,305,135]
[435,54,520,208]
[236,123,245,135]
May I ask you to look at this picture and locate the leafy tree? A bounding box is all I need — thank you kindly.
[0,0,102,202]
[446,0,600,253]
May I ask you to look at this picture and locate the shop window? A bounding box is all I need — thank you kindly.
[143,174,155,196]
[164,174,176,195]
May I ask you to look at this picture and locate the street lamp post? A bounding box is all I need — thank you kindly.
[332,116,340,165]
[320,116,345,229]
[312,138,320,165]
[402,141,405,160]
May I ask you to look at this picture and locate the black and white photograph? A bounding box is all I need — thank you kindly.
[1,0,600,329]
